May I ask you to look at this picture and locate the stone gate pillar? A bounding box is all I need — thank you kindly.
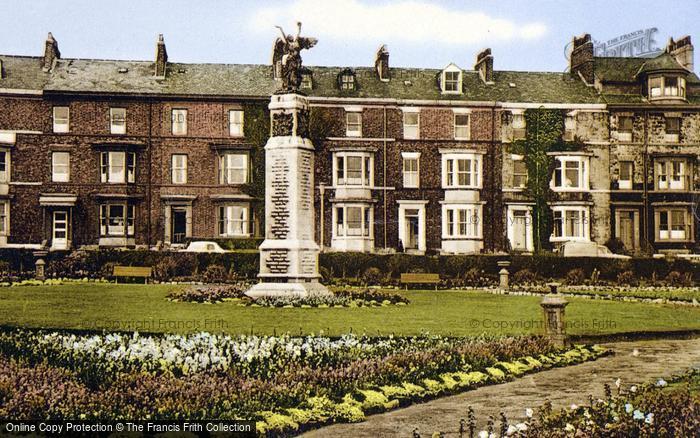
[246,93,330,298]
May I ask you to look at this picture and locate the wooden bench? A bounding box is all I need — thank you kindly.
[400,273,440,290]
[113,265,152,284]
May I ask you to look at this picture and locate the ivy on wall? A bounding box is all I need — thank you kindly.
[510,108,584,252]
[309,107,343,148]
[242,103,269,236]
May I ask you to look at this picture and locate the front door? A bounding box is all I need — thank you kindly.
[618,211,635,252]
[404,209,419,250]
[511,210,528,251]
[171,208,187,244]
[52,211,68,250]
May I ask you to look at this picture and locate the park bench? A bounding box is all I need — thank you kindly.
[113,265,152,284]
[400,273,440,290]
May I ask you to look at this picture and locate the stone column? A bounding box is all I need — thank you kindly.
[540,293,569,347]
[497,260,510,289]
[246,93,330,298]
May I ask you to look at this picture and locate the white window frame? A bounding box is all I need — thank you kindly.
[218,203,250,237]
[551,155,589,191]
[171,109,187,136]
[650,75,687,99]
[512,154,528,189]
[100,151,135,184]
[453,110,471,140]
[51,151,70,182]
[551,206,590,242]
[229,109,244,137]
[506,205,534,252]
[53,106,70,133]
[332,204,373,239]
[333,151,373,187]
[618,160,633,190]
[0,149,8,183]
[346,112,362,137]
[341,73,355,90]
[171,154,187,184]
[664,117,680,143]
[563,113,576,141]
[402,109,420,139]
[110,108,126,135]
[512,110,526,140]
[219,152,249,185]
[656,159,687,190]
[401,152,420,188]
[441,64,462,94]
[442,152,482,189]
[442,204,482,239]
[657,208,690,241]
[0,201,7,236]
[99,203,134,237]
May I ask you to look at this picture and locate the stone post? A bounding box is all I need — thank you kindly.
[540,291,568,347]
[35,258,46,281]
[497,260,510,289]
[246,92,330,298]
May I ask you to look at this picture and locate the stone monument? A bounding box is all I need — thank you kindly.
[246,23,329,298]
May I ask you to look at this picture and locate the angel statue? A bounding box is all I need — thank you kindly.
[274,22,318,91]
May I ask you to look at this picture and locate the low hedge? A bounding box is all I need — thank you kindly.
[1,248,700,285]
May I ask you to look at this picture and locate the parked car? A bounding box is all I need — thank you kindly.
[558,241,631,259]
[180,241,228,253]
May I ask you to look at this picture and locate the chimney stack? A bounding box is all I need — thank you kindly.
[474,48,494,84]
[375,45,390,81]
[155,34,168,78]
[570,33,594,84]
[667,36,694,72]
[43,32,60,72]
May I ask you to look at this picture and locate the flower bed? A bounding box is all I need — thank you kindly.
[475,370,700,437]
[0,328,607,435]
[167,285,410,307]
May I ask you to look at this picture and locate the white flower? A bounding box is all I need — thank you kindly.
[645,413,654,425]
[625,403,634,413]
[633,410,644,420]
[478,431,489,438]
[615,378,621,388]
[630,385,637,393]
[564,423,575,432]
[506,425,517,436]
[570,404,578,410]
[515,423,527,432]
[525,408,533,418]
[656,379,667,387]
[631,348,639,357]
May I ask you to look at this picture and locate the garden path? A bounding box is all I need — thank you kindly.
[303,337,700,437]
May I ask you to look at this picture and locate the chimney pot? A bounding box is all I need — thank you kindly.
[155,34,168,78]
[570,33,594,84]
[667,35,694,71]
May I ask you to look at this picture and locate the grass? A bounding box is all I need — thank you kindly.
[560,286,700,302]
[1,283,700,336]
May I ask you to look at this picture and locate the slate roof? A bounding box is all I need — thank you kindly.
[594,55,700,84]
[0,56,50,91]
[0,53,602,104]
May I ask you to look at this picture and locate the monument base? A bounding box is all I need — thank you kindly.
[245,280,330,299]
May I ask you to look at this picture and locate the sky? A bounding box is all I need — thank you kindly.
[0,0,697,72]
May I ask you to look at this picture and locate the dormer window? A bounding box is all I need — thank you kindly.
[649,75,686,99]
[441,64,462,94]
[339,70,355,90]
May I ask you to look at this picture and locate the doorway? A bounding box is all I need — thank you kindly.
[171,208,187,244]
[52,211,68,250]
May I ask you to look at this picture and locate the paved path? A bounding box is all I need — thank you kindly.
[303,338,700,437]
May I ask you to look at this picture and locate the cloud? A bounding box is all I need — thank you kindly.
[250,0,547,45]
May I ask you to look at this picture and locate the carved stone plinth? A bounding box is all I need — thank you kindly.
[246,93,329,298]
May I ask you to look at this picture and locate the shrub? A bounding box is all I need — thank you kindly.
[616,270,638,286]
[201,264,229,283]
[166,284,247,303]
[665,270,693,287]
[512,269,537,285]
[319,266,332,283]
[565,268,586,285]
[152,257,179,282]
[605,237,627,255]
[99,262,116,280]
[361,267,383,286]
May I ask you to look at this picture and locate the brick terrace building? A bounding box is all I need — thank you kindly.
[0,33,697,255]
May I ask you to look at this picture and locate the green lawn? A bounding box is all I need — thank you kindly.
[1,283,700,336]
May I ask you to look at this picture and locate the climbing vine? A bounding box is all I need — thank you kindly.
[510,109,585,252]
[242,102,269,201]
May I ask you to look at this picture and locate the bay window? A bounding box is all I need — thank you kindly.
[551,156,588,191]
[656,159,688,190]
[218,204,249,237]
[334,204,372,238]
[100,204,134,236]
[100,151,135,183]
[219,152,248,184]
[443,205,482,238]
[551,206,589,241]
[334,152,373,187]
[657,208,690,241]
[649,75,687,99]
[442,153,481,189]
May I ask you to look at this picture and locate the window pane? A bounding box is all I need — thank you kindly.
[346,156,362,182]
[110,108,126,134]
[564,161,580,188]
[52,152,70,182]
[346,207,362,236]
[229,110,244,136]
[108,152,125,183]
